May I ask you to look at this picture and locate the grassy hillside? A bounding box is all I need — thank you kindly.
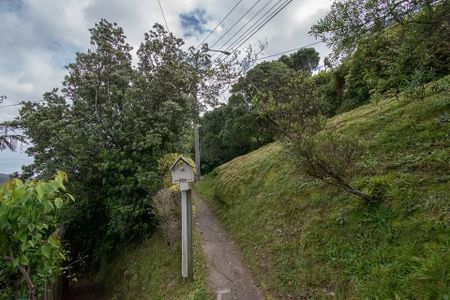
[98,229,211,300]
[196,78,450,299]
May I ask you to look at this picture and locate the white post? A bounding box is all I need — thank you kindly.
[180,183,193,280]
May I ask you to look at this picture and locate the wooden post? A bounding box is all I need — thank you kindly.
[181,186,193,280]
[194,121,201,181]
[169,157,195,280]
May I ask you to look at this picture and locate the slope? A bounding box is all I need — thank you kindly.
[98,229,211,300]
[196,77,450,299]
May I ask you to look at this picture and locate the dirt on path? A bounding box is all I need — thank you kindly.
[193,191,265,300]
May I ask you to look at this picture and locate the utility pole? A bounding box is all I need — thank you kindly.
[193,93,201,181]
[194,119,201,181]
[192,47,230,181]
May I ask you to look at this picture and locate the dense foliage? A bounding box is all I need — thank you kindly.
[310,0,444,59]
[313,0,450,110]
[199,1,450,171]
[0,172,72,300]
[199,95,274,173]
[279,47,320,74]
[11,20,224,266]
[199,49,320,172]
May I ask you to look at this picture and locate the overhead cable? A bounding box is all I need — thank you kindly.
[217,0,294,64]
[216,0,284,56]
[157,0,170,32]
[197,0,244,48]
[209,0,264,50]
[256,41,324,61]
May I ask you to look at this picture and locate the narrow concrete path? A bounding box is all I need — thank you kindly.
[193,191,265,300]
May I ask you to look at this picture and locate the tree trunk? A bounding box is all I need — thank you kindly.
[337,180,377,204]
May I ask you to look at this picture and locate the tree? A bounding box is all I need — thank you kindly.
[1,95,26,151]
[310,0,445,59]
[279,47,320,74]
[0,125,27,151]
[12,20,219,265]
[232,60,294,106]
[199,94,274,173]
[309,0,450,110]
[198,60,290,173]
[253,71,378,203]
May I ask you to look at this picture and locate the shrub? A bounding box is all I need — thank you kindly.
[153,188,181,249]
[0,172,73,300]
[290,132,378,203]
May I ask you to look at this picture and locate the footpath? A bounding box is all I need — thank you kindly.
[193,190,264,300]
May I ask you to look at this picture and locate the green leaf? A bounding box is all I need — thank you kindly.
[43,200,54,212]
[12,258,19,268]
[41,244,51,259]
[67,193,75,202]
[54,198,63,209]
[19,255,29,266]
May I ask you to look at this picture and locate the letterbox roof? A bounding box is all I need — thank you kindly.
[169,156,194,171]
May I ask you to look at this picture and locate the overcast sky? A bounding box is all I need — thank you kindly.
[0,0,331,173]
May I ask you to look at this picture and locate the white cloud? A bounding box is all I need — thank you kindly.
[0,148,33,174]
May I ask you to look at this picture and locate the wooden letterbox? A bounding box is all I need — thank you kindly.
[170,157,194,189]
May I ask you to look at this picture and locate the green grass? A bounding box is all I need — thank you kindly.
[196,77,450,299]
[98,228,211,300]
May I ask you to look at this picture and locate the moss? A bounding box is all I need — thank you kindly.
[196,76,450,299]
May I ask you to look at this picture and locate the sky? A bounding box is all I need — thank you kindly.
[0,0,331,173]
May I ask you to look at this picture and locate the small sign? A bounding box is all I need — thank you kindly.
[170,157,194,184]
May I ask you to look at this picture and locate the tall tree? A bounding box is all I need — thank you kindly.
[199,94,274,173]
[0,125,26,151]
[1,94,27,151]
[310,0,444,59]
[12,20,218,264]
[279,47,320,74]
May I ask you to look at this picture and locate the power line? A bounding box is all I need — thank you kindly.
[256,41,323,61]
[211,0,289,65]
[0,100,46,109]
[218,0,294,64]
[224,0,288,55]
[197,0,244,48]
[216,0,284,55]
[209,0,264,50]
[214,0,279,54]
[228,0,294,56]
[157,0,170,32]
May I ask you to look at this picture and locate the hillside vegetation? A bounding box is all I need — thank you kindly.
[99,229,211,300]
[196,77,450,299]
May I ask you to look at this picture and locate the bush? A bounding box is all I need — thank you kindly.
[0,172,73,300]
[290,132,378,203]
[153,188,181,249]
